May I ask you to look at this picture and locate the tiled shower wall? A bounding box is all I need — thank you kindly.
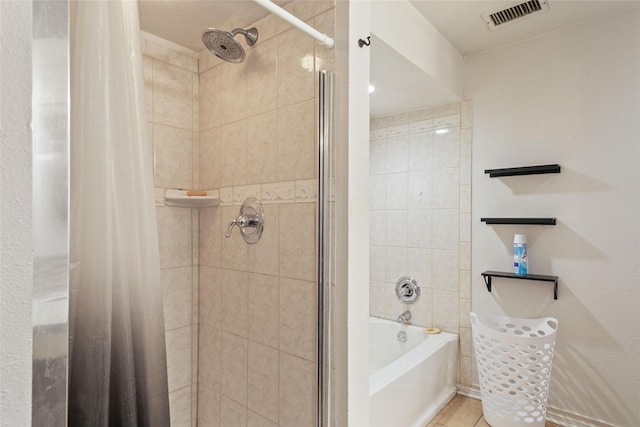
[142,36,200,426]
[369,101,474,386]
[197,2,335,426]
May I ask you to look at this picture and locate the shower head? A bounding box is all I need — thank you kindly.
[201,27,259,64]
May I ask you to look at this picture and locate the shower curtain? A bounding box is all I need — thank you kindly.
[69,1,170,425]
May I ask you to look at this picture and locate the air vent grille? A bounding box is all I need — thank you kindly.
[483,0,550,30]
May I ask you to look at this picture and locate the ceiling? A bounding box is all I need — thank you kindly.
[138,0,640,115]
[138,0,289,52]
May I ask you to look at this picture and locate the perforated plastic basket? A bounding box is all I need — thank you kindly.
[470,312,558,427]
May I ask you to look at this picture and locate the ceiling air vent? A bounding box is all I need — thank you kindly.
[482,0,550,30]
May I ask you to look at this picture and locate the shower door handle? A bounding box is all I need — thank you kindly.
[225,197,264,244]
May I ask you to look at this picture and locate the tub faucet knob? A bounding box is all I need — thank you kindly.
[397,311,412,324]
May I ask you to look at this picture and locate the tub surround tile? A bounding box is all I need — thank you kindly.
[247,111,278,184]
[279,353,316,427]
[199,69,221,130]
[197,385,221,426]
[247,38,278,116]
[386,134,409,173]
[199,128,220,190]
[162,267,193,331]
[219,61,247,125]
[153,124,193,189]
[277,100,315,182]
[198,324,221,389]
[248,205,279,276]
[248,273,279,348]
[220,332,248,405]
[370,246,386,282]
[166,326,192,392]
[278,203,315,282]
[169,386,192,427]
[157,207,193,269]
[153,60,193,130]
[277,29,314,108]
[247,341,279,423]
[199,207,222,268]
[262,181,295,204]
[221,395,248,426]
[279,278,317,361]
[221,269,249,338]
[369,101,472,385]
[370,174,386,210]
[247,411,278,427]
[199,266,221,327]
[221,206,249,271]
[385,173,408,209]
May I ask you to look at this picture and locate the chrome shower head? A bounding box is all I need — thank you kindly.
[201,27,259,63]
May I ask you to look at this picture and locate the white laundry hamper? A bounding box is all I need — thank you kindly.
[470,312,558,427]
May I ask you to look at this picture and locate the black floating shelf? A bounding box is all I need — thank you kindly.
[481,218,556,225]
[484,164,561,178]
[481,270,559,300]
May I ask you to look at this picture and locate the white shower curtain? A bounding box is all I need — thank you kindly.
[69,1,170,425]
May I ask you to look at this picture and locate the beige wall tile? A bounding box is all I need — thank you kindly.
[277,100,315,182]
[247,38,277,116]
[219,121,248,187]
[157,206,192,269]
[221,269,249,337]
[199,206,222,268]
[198,324,221,389]
[197,384,221,426]
[162,267,193,331]
[278,203,316,281]
[279,353,316,427]
[433,289,460,333]
[247,341,279,423]
[247,411,277,427]
[221,206,249,271]
[279,278,317,361]
[153,60,193,130]
[146,39,189,70]
[248,205,279,276]
[199,128,221,190]
[199,69,221,131]
[277,29,314,108]
[153,124,193,189]
[248,273,278,348]
[220,332,248,405]
[432,249,459,292]
[246,110,278,184]
[221,396,248,427]
[220,61,247,125]
[169,386,192,427]
[166,326,192,392]
[199,266,221,327]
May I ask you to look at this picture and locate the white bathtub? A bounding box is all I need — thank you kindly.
[369,317,458,427]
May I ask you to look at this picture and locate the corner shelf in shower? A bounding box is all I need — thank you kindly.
[484,164,561,178]
[481,218,557,225]
[481,271,559,300]
[164,189,220,207]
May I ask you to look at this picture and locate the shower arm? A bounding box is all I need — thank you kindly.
[251,0,335,48]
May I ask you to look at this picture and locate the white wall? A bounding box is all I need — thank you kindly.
[370,0,464,100]
[467,8,640,427]
[0,1,33,425]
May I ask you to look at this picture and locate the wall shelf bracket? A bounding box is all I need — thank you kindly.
[481,270,559,300]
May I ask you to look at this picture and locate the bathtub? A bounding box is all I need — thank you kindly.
[369,317,458,427]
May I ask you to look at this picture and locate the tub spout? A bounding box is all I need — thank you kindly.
[397,311,412,324]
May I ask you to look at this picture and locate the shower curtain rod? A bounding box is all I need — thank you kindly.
[252,0,335,48]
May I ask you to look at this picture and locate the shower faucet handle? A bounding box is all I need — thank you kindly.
[224,197,265,244]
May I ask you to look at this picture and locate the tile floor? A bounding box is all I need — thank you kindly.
[426,395,561,427]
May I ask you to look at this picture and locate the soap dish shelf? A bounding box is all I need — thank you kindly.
[481,270,559,300]
[164,189,220,207]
